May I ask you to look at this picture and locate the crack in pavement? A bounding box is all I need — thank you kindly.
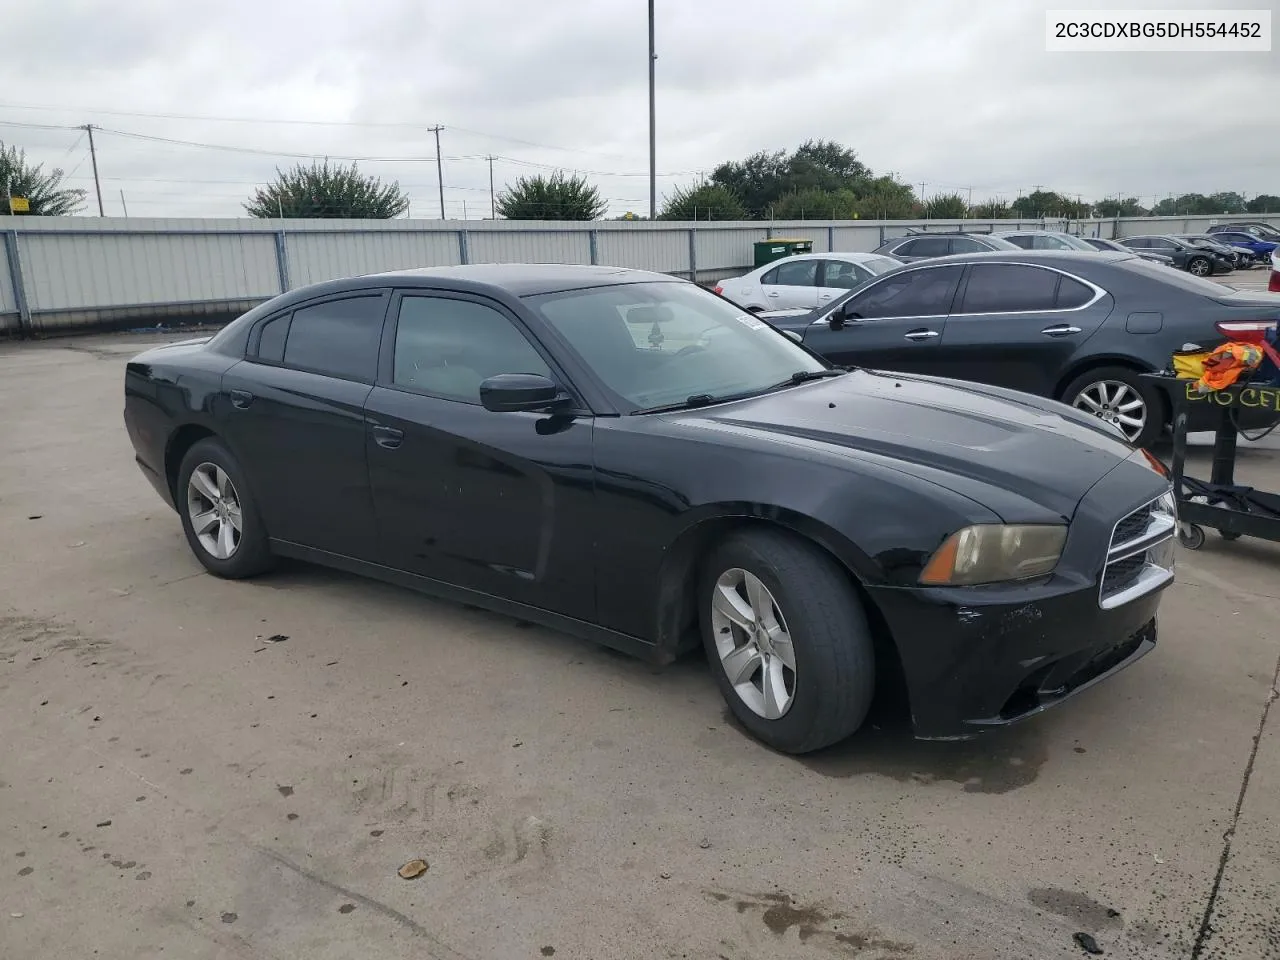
[1191,647,1280,959]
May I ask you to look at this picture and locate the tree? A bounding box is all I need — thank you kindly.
[1206,191,1246,214]
[708,149,789,216]
[0,141,85,216]
[496,170,605,221]
[1247,194,1280,214]
[659,183,746,221]
[852,176,918,220]
[772,188,858,220]
[785,140,870,194]
[1095,197,1146,218]
[924,193,966,219]
[245,161,408,218]
[969,200,1012,219]
[1010,190,1077,218]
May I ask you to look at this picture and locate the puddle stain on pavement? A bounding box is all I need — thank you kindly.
[707,889,914,956]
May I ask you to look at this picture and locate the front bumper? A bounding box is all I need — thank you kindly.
[868,459,1173,740]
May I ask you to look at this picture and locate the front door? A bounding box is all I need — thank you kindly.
[364,291,596,621]
[219,290,389,559]
[801,264,962,374]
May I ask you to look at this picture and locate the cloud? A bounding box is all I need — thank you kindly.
[0,0,1274,218]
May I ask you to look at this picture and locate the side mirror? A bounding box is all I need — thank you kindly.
[829,303,863,330]
[479,373,566,413]
[782,329,802,343]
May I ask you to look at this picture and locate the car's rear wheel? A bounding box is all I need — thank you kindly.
[1187,256,1211,277]
[177,437,274,579]
[699,528,875,754]
[1063,366,1162,447]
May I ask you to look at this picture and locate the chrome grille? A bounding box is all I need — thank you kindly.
[1099,491,1177,610]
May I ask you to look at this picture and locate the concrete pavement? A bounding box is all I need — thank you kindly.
[1,335,1277,960]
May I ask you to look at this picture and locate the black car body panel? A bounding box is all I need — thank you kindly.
[1120,235,1234,275]
[125,264,1177,741]
[759,251,1280,436]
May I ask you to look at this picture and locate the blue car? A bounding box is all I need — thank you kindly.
[1203,228,1279,265]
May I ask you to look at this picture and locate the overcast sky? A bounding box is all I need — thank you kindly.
[0,0,1275,219]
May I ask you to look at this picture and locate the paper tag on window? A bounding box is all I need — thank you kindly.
[737,314,766,331]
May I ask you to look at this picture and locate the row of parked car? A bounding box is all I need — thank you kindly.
[713,226,1280,447]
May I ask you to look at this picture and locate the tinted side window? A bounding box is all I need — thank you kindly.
[282,295,386,382]
[1002,235,1035,250]
[1122,238,1149,249]
[959,264,1060,313]
[907,237,951,257]
[256,314,290,363]
[848,266,961,319]
[393,296,550,403]
[1032,234,1071,250]
[772,260,819,286]
[760,267,779,284]
[822,260,865,289]
[1055,274,1094,309]
[949,237,988,254]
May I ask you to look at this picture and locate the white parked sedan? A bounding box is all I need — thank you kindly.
[714,252,901,313]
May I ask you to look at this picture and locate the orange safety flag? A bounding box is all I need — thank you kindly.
[1194,342,1264,393]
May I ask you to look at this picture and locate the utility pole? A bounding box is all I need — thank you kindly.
[488,155,496,219]
[648,0,656,220]
[119,189,129,217]
[83,124,104,217]
[429,126,445,219]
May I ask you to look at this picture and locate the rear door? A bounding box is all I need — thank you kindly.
[815,258,875,309]
[220,290,389,560]
[934,263,1112,395]
[801,264,962,373]
[887,236,951,262]
[759,258,821,310]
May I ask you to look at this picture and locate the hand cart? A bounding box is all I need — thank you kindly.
[1141,374,1280,550]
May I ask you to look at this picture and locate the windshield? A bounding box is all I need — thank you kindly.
[528,281,828,412]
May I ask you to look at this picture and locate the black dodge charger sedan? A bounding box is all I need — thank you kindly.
[124,264,1176,754]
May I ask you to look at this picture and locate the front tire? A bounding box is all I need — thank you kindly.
[1187,256,1211,277]
[177,437,274,579]
[699,529,876,754]
[1063,366,1163,447]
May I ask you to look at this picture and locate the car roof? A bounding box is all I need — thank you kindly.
[366,262,679,296]
[757,251,893,264]
[890,249,1135,267]
[992,230,1077,237]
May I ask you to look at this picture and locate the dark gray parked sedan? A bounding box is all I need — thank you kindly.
[757,250,1280,447]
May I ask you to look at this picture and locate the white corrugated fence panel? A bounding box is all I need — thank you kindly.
[20,232,279,312]
[0,234,16,320]
[596,229,690,273]
[286,230,461,288]
[694,227,769,272]
[466,230,590,265]
[829,226,886,253]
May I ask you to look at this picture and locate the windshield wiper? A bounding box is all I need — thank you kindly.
[785,369,846,385]
[633,393,719,415]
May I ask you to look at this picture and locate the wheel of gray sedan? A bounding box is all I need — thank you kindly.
[177,437,274,579]
[700,528,876,754]
[1063,366,1162,448]
[1187,256,1211,277]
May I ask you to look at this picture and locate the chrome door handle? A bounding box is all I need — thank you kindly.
[767,291,780,297]
[903,329,940,341]
[1041,324,1082,337]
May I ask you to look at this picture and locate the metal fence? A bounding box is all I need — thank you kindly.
[2,213,1275,335]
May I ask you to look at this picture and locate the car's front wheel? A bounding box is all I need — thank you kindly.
[1187,256,1211,277]
[1063,366,1162,447]
[699,529,876,754]
[177,437,275,579]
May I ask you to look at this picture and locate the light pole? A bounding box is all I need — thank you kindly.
[648,0,656,221]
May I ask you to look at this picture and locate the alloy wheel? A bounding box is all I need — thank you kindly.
[1188,259,1210,276]
[1073,380,1147,442]
[186,462,243,560]
[709,568,796,720]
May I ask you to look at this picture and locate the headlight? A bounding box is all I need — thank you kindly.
[920,524,1067,586]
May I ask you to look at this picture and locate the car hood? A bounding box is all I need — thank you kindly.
[670,369,1136,519]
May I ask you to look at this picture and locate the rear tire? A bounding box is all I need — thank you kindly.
[1062,366,1163,448]
[177,437,275,579]
[699,528,876,754]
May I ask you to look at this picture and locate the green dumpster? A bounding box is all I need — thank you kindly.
[753,237,814,268]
